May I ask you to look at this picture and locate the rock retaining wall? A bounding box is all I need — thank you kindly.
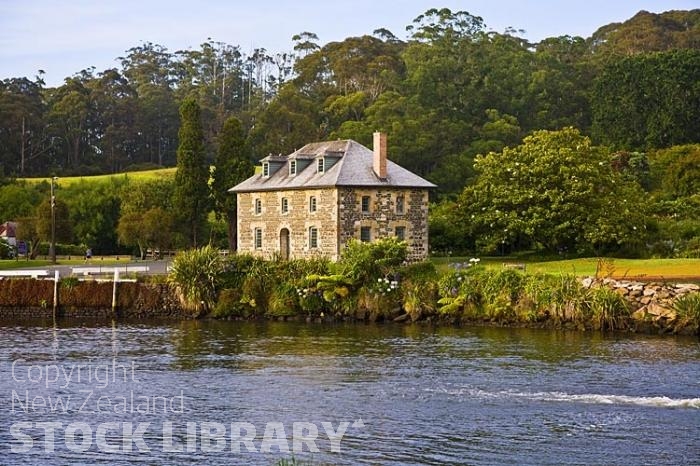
[583,277,699,330]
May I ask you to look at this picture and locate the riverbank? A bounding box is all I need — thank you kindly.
[1,275,698,336]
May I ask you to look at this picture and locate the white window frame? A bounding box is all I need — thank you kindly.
[361,195,371,213]
[396,195,405,214]
[262,162,270,177]
[289,160,297,176]
[309,226,319,249]
[309,196,317,213]
[281,197,289,213]
[254,198,262,215]
[254,228,262,249]
[360,226,371,242]
[317,158,324,173]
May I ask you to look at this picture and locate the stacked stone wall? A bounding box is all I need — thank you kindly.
[584,277,699,326]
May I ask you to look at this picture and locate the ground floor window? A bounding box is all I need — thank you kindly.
[360,226,371,242]
[254,228,262,249]
[309,226,319,248]
[395,226,406,241]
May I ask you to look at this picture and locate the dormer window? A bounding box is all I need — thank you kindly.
[289,160,297,176]
[317,158,324,173]
[262,162,270,177]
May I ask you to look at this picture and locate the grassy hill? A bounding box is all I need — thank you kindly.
[18,167,177,187]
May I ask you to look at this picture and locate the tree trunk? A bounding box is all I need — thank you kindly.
[226,211,237,252]
[20,116,26,174]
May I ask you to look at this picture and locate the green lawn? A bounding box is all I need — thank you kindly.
[432,256,700,279]
[18,167,176,187]
[0,258,132,270]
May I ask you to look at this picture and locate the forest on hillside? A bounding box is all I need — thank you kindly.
[1,8,698,182]
[1,8,699,258]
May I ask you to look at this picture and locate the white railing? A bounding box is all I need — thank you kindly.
[71,266,149,275]
[0,270,49,278]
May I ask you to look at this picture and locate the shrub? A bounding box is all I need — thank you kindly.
[401,277,439,321]
[673,292,700,332]
[588,286,630,331]
[549,274,589,323]
[336,237,407,286]
[212,288,250,318]
[240,258,274,311]
[268,283,301,317]
[167,245,224,313]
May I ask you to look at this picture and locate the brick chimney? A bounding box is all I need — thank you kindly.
[373,131,387,180]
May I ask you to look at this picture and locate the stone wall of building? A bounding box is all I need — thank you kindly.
[338,187,429,261]
[237,188,340,260]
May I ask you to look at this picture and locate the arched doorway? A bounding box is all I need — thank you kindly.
[280,228,290,260]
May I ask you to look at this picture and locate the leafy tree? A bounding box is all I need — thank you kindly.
[591,50,700,149]
[588,10,700,59]
[173,97,210,247]
[15,216,40,259]
[119,177,175,215]
[459,127,648,255]
[34,197,73,247]
[63,180,123,253]
[211,117,252,251]
[0,77,50,175]
[117,207,175,259]
[0,181,43,221]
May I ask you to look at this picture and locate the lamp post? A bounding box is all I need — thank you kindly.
[50,176,58,264]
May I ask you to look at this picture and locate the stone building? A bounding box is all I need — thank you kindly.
[229,133,436,261]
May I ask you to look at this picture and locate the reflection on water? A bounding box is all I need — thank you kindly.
[1,318,698,465]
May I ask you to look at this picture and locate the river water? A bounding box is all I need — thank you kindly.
[1,319,698,465]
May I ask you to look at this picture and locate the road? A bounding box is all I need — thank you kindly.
[5,259,171,276]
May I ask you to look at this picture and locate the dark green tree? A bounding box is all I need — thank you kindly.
[459,128,649,255]
[591,50,700,150]
[211,117,253,251]
[174,97,210,247]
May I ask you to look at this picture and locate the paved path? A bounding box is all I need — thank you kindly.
[5,260,171,276]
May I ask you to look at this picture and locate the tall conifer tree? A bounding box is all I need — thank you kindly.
[211,117,252,251]
[174,97,209,247]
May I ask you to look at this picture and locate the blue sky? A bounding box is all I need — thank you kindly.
[1,0,697,87]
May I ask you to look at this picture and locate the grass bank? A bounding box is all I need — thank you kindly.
[431,257,700,280]
[18,167,176,187]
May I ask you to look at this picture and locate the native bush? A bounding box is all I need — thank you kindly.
[517,273,559,322]
[240,258,275,311]
[212,288,251,318]
[588,286,630,331]
[437,266,488,318]
[673,292,700,332]
[549,274,589,323]
[336,237,407,286]
[268,282,302,317]
[167,245,224,313]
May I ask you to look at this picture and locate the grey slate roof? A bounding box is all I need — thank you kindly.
[230,140,436,193]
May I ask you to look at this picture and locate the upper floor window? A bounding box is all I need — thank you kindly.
[361,196,371,213]
[254,228,262,249]
[254,198,262,215]
[281,197,289,213]
[262,162,270,177]
[309,196,317,213]
[289,160,297,176]
[309,227,319,249]
[317,158,324,173]
[396,195,405,214]
[360,226,371,242]
[395,226,406,241]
